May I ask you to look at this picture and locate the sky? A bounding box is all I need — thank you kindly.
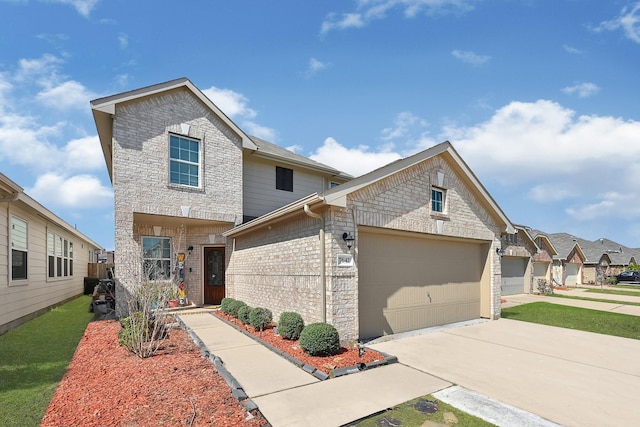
[1,0,639,251]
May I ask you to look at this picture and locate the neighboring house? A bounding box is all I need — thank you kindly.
[224,142,514,342]
[528,230,558,290]
[498,225,539,295]
[91,78,350,312]
[536,232,586,287]
[0,173,101,335]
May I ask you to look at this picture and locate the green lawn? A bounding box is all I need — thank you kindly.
[0,295,94,426]
[501,301,640,340]
[585,288,640,297]
[549,293,640,307]
[346,394,496,427]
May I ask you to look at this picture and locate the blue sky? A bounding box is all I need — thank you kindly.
[1,0,639,251]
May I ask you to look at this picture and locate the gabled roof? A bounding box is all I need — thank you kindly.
[248,136,352,180]
[589,238,636,266]
[91,77,257,183]
[543,233,587,262]
[526,228,559,256]
[512,224,540,252]
[0,173,102,249]
[226,141,515,236]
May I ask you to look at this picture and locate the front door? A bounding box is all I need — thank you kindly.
[204,247,225,305]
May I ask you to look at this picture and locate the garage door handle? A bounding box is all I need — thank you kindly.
[426,292,432,303]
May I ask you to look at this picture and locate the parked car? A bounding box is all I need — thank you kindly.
[615,271,640,283]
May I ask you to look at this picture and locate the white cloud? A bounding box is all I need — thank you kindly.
[202,86,256,119]
[47,0,100,17]
[593,2,640,43]
[305,58,330,78]
[15,54,63,81]
[203,86,277,141]
[36,80,96,111]
[561,82,600,98]
[321,0,476,34]
[562,44,583,55]
[63,135,105,171]
[118,32,128,49]
[451,49,491,66]
[310,137,402,177]
[381,111,428,141]
[27,173,113,208]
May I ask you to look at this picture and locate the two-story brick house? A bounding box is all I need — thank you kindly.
[92,78,515,341]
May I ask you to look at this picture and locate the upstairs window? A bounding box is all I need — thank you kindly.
[11,216,28,281]
[276,166,293,192]
[169,134,200,187]
[431,188,445,213]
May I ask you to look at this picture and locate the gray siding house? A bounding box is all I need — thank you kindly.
[1,173,101,334]
[92,78,515,342]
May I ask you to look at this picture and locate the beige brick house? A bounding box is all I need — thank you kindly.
[92,78,515,341]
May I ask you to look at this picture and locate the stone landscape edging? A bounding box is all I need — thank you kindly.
[207,311,398,380]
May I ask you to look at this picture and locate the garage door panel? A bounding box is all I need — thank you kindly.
[501,257,527,296]
[359,230,484,339]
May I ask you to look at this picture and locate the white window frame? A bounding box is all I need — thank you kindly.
[169,133,201,188]
[10,215,28,282]
[142,236,173,281]
[431,187,446,213]
[47,231,74,279]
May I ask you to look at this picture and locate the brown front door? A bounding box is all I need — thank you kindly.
[204,247,225,305]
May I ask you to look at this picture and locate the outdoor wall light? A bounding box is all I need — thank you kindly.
[496,247,505,256]
[342,232,355,250]
[187,245,194,255]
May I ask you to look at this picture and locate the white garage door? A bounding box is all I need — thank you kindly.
[565,263,581,286]
[358,229,486,340]
[501,257,528,296]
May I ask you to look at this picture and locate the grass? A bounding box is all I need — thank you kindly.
[346,394,497,427]
[0,295,94,426]
[549,293,640,307]
[584,288,640,297]
[501,301,640,340]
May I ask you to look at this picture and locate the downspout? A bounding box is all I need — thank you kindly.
[304,203,326,323]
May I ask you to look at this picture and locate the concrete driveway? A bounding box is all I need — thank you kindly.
[369,319,640,427]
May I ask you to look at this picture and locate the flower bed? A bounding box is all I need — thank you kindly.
[212,311,394,377]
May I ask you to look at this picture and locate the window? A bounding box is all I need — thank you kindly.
[276,166,293,192]
[142,237,172,280]
[329,181,340,189]
[48,231,73,278]
[431,188,445,213]
[169,134,200,187]
[11,216,28,281]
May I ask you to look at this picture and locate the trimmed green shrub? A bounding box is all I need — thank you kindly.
[278,311,305,340]
[299,322,340,356]
[238,305,252,325]
[249,307,273,331]
[228,299,247,318]
[118,311,151,351]
[220,297,235,315]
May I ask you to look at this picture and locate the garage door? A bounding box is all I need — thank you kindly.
[501,257,528,296]
[358,229,486,340]
[565,263,581,286]
[533,262,549,292]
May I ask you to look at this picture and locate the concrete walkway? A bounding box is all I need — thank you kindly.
[178,312,451,427]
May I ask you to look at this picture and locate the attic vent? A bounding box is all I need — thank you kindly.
[437,171,445,187]
[180,123,191,135]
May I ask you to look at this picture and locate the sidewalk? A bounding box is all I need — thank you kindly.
[178,311,451,427]
[501,289,640,317]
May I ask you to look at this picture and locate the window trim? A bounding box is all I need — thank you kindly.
[10,215,28,282]
[142,236,173,281]
[431,187,446,213]
[276,166,294,192]
[168,133,202,188]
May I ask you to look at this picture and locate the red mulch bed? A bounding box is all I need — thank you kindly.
[213,311,385,374]
[41,319,269,427]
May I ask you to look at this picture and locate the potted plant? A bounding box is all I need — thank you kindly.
[167,284,179,308]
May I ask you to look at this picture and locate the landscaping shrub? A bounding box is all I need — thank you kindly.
[118,312,150,351]
[249,307,273,331]
[220,297,235,315]
[278,311,305,340]
[299,322,340,356]
[238,305,252,325]
[228,299,247,318]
